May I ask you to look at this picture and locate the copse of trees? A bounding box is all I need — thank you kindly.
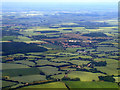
[82,32,107,37]
[98,76,115,82]
[61,77,80,81]
[2,42,48,55]
[90,61,107,66]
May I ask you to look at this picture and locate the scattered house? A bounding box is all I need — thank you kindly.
[83,40,92,43]
[25,83,29,85]
[77,51,86,53]
[76,65,84,69]
[77,65,81,69]
[68,40,81,42]
[87,63,92,67]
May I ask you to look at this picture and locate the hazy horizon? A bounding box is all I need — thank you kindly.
[2,0,119,2]
[2,2,118,12]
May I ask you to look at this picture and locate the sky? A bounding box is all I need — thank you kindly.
[2,0,120,2]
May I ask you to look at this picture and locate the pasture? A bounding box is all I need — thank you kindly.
[2,63,30,70]
[67,71,106,81]
[36,60,69,66]
[95,59,118,75]
[64,81,118,88]
[10,75,46,83]
[68,60,90,65]
[2,67,41,77]
[2,81,17,88]
[37,66,62,75]
[23,82,67,88]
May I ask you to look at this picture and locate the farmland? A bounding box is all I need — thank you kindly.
[2,2,119,89]
[23,82,67,88]
[64,81,118,88]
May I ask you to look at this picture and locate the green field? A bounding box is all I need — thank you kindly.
[2,81,17,88]
[13,36,31,42]
[61,68,76,71]
[68,60,90,65]
[97,47,118,52]
[36,60,69,66]
[114,77,120,82]
[38,66,62,75]
[23,82,67,88]
[64,81,118,88]
[2,63,30,70]
[2,67,40,77]
[67,71,106,81]
[2,36,17,41]
[13,60,35,66]
[95,59,118,75]
[51,74,65,79]
[66,47,86,52]
[10,75,46,83]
